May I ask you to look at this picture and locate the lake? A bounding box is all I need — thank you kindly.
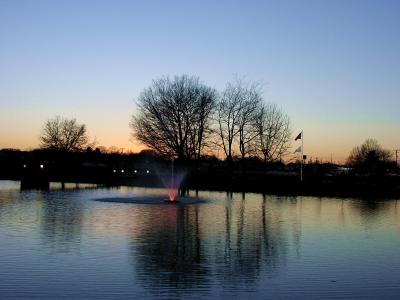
[0,180,399,299]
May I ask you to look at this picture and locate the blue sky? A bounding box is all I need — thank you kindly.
[0,0,399,161]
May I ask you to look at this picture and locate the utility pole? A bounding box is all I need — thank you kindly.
[394,149,399,167]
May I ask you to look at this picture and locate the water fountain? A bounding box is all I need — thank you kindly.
[93,159,205,205]
[164,160,185,203]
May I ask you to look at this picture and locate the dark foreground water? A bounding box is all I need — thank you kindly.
[1,181,400,299]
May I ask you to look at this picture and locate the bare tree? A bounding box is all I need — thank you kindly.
[40,116,91,152]
[215,80,262,176]
[215,81,243,166]
[254,102,291,168]
[190,90,216,160]
[130,75,216,161]
[237,83,262,174]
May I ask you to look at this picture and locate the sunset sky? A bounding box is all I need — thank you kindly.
[0,0,399,162]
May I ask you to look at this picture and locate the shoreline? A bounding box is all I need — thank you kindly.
[2,175,399,200]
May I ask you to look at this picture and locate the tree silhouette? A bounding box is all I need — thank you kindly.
[255,102,291,167]
[215,80,291,176]
[215,80,259,172]
[236,82,262,176]
[130,75,216,161]
[40,116,91,152]
[347,139,393,174]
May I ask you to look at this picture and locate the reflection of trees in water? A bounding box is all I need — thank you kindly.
[283,196,302,258]
[351,200,391,221]
[348,199,397,234]
[130,193,298,292]
[227,194,265,281]
[130,205,208,291]
[0,190,39,224]
[213,193,291,285]
[40,192,83,252]
[0,190,84,253]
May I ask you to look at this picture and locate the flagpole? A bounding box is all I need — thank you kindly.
[301,130,303,182]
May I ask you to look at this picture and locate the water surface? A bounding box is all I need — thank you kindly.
[0,180,399,299]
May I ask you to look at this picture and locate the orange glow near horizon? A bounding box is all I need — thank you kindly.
[0,134,388,164]
[0,120,398,164]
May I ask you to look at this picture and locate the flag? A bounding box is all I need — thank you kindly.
[294,146,302,153]
[294,132,302,141]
